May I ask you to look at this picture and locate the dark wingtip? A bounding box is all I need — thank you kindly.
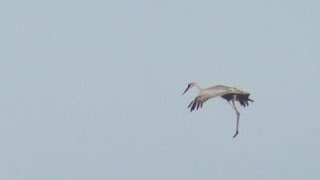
[188,100,194,108]
[187,100,195,112]
[191,101,196,111]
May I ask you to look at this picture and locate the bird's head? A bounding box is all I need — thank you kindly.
[182,82,197,95]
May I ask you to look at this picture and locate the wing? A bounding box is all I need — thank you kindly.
[188,86,234,112]
[221,93,254,107]
[237,93,254,107]
[188,95,211,112]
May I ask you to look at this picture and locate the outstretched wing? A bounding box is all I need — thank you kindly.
[237,94,254,107]
[188,86,234,112]
[188,95,211,112]
[221,93,254,107]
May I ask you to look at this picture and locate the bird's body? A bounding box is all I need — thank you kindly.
[182,82,253,138]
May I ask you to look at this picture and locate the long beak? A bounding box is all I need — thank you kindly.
[182,85,190,95]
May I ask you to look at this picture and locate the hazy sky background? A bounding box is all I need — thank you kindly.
[1,0,320,179]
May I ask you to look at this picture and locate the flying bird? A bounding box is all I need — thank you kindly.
[182,82,254,138]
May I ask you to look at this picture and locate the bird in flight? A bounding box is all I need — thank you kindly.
[182,82,254,138]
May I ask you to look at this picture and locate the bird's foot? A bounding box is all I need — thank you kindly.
[232,131,239,138]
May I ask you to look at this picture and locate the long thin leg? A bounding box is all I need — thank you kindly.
[230,100,240,138]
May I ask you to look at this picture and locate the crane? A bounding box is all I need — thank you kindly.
[182,82,254,138]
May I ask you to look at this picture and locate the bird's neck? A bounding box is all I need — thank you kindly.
[194,84,204,91]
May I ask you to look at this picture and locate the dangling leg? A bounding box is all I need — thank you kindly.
[230,99,240,138]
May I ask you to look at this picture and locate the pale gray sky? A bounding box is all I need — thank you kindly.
[0,0,320,179]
